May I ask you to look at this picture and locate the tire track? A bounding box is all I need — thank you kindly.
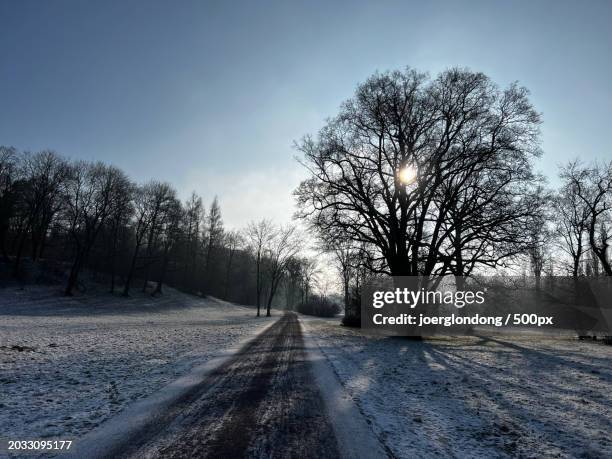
[113,312,339,458]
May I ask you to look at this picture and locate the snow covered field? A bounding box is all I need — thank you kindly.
[303,317,612,458]
[0,286,273,445]
[2,285,610,459]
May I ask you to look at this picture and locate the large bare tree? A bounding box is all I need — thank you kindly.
[153,194,183,295]
[0,146,19,261]
[141,183,177,292]
[63,162,130,295]
[13,150,68,275]
[295,67,543,278]
[123,182,173,296]
[105,177,134,293]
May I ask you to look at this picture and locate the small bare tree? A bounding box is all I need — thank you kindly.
[202,196,224,294]
[563,160,612,275]
[555,161,591,276]
[329,242,359,315]
[300,257,319,304]
[222,230,243,299]
[245,219,275,316]
[263,225,301,317]
[182,192,204,292]
[525,188,554,287]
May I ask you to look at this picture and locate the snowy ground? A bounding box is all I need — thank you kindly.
[302,317,612,458]
[2,285,610,459]
[0,285,274,446]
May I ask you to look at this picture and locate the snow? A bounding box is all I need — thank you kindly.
[2,285,610,458]
[0,285,273,447]
[300,320,389,459]
[302,316,612,458]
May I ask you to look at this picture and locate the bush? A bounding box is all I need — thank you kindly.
[341,291,361,327]
[296,295,341,318]
[341,314,361,327]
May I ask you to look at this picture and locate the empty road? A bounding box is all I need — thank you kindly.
[105,312,340,458]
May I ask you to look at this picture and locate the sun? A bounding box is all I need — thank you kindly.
[398,165,418,185]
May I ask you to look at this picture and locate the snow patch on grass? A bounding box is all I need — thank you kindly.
[0,286,271,443]
[304,317,612,458]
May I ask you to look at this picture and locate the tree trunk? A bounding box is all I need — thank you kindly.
[38,234,48,259]
[589,223,612,276]
[31,227,43,261]
[266,276,280,317]
[572,254,580,277]
[65,254,82,296]
[343,276,350,317]
[142,251,150,292]
[154,246,170,295]
[255,253,261,317]
[389,252,412,276]
[123,244,140,297]
[204,243,213,295]
[0,227,9,262]
[266,291,273,317]
[109,225,119,293]
[110,266,116,293]
[65,234,96,296]
[13,230,27,277]
[223,250,234,300]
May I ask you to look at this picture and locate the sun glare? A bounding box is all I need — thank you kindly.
[398,165,418,185]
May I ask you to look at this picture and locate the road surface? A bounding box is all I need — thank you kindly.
[105,312,340,458]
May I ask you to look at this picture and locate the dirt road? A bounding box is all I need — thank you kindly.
[105,312,340,458]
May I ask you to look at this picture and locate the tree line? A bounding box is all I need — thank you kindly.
[2,67,609,323]
[0,147,318,316]
[295,67,612,322]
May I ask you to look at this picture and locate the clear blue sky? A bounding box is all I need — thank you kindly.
[1,0,611,227]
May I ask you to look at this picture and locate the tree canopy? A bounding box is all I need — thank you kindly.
[296,67,544,277]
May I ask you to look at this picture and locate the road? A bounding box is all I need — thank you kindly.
[105,312,340,459]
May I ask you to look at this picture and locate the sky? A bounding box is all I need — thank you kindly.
[1,0,611,228]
